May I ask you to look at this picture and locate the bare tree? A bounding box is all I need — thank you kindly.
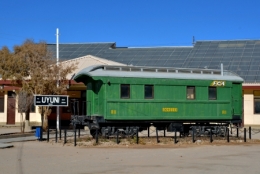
[0,40,77,132]
[17,90,33,132]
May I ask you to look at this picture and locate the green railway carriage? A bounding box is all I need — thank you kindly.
[73,65,243,136]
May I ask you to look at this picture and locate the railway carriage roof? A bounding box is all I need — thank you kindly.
[74,65,244,82]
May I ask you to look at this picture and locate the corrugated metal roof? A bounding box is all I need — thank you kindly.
[48,39,260,83]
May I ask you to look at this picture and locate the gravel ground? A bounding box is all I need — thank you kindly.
[1,127,260,174]
[60,134,260,148]
[1,140,260,174]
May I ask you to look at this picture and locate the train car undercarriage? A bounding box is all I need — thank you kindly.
[71,115,241,138]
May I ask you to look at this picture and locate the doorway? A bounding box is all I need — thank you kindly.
[7,91,16,124]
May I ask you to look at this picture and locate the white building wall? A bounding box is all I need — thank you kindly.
[14,100,42,125]
[244,94,254,125]
[15,95,21,125]
[29,107,42,123]
[0,92,7,124]
[0,91,48,126]
[243,93,260,126]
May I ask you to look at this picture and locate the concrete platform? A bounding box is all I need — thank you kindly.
[0,127,23,134]
[0,143,13,149]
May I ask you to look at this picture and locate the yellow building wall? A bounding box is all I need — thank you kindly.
[243,90,260,126]
[0,91,42,126]
[0,92,7,124]
[14,93,42,126]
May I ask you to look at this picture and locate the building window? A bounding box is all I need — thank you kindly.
[209,87,217,100]
[254,97,260,114]
[187,86,195,100]
[8,91,16,98]
[121,84,130,99]
[145,85,154,99]
[0,92,4,112]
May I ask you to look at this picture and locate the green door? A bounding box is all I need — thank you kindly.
[232,83,242,116]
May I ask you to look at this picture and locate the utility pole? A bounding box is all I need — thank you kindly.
[56,28,60,132]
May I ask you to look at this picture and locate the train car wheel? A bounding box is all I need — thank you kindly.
[90,129,101,138]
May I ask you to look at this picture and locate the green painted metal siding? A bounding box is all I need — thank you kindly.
[218,87,231,100]
[131,85,143,99]
[86,76,242,121]
[155,85,185,100]
[94,80,105,116]
[196,86,207,100]
[86,82,92,116]
[232,83,243,116]
[107,83,118,99]
[86,81,105,116]
[106,100,231,120]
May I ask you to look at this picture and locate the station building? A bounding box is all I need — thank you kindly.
[0,55,125,126]
[0,40,259,127]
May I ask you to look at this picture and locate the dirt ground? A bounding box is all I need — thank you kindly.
[51,130,260,148]
[2,128,260,174]
[1,140,260,174]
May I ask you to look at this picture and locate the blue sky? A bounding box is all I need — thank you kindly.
[0,0,260,49]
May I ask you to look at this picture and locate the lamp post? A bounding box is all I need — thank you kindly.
[56,28,60,132]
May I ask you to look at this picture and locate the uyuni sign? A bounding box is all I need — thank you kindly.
[42,97,60,104]
[34,95,68,106]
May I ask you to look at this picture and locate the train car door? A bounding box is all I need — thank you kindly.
[232,83,242,118]
[94,80,103,114]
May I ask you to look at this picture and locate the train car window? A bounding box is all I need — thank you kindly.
[209,87,217,100]
[254,97,260,114]
[121,84,130,99]
[187,86,195,100]
[145,85,154,99]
